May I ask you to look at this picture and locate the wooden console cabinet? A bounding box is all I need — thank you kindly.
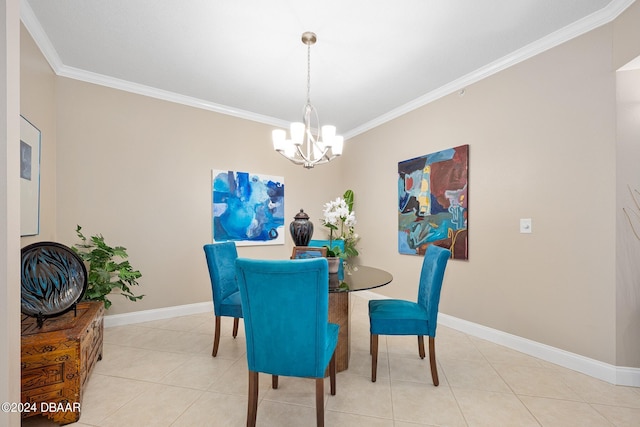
[21,301,104,425]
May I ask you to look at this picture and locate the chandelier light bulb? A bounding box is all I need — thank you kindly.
[290,122,305,146]
[321,125,336,147]
[272,129,286,151]
[332,136,344,156]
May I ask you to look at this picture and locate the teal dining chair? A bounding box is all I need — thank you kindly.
[309,239,345,274]
[235,257,339,427]
[369,244,450,385]
[291,245,327,259]
[203,242,243,357]
[309,238,344,255]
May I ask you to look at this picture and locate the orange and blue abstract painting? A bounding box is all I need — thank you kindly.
[398,145,468,259]
[212,170,285,246]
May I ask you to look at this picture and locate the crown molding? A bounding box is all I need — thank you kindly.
[21,0,636,139]
[56,64,289,128]
[19,0,288,129]
[20,0,63,71]
[345,0,636,139]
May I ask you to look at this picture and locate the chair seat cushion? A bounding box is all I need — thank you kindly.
[369,299,430,336]
[219,290,243,318]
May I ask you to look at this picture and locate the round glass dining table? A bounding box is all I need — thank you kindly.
[327,265,393,372]
[329,265,393,293]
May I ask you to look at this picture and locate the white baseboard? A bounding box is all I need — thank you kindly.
[104,295,640,387]
[357,290,640,387]
[103,301,212,328]
[437,313,640,387]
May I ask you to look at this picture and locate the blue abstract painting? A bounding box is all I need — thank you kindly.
[212,170,285,246]
[398,145,468,259]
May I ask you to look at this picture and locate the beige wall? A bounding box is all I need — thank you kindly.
[53,76,344,315]
[345,25,619,364]
[16,1,640,373]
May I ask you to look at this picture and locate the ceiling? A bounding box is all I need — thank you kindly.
[22,0,634,139]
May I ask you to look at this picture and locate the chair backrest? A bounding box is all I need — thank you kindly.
[235,257,329,378]
[203,242,239,315]
[309,239,345,275]
[309,239,344,254]
[291,246,327,259]
[417,244,451,336]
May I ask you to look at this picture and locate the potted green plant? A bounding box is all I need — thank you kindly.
[321,190,360,272]
[72,225,143,309]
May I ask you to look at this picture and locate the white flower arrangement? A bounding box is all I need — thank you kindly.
[322,190,359,258]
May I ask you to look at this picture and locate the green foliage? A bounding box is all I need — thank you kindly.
[321,189,360,260]
[325,244,345,259]
[338,281,350,291]
[73,225,143,309]
[343,189,354,211]
[340,189,359,259]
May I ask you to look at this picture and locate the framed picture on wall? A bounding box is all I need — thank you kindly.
[398,144,469,259]
[211,169,285,246]
[20,115,41,236]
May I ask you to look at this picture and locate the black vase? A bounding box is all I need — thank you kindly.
[290,209,314,246]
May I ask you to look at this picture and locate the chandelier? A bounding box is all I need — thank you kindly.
[272,31,344,169]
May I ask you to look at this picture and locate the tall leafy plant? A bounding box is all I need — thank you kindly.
[73,225,143,309]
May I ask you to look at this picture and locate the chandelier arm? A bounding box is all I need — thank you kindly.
[311,138,330,159]
[320,151,336,162]
[279,151,305,165]
[295,144,309,163]
[305,102,321,142]
[292,144,328,166]
[278,149,332,169]
[305,126,313,161]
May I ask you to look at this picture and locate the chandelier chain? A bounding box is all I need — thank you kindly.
[306,42,312,106]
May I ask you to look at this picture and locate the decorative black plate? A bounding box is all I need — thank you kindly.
[21,241,88,324]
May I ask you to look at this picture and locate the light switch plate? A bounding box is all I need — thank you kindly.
[520,218,532,233]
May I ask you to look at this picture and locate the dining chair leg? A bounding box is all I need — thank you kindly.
[371,334,379,382]
[429,336,439,386]
[212,315,221,357]
[272,375,278,389]
[315,377,324,427]
[369,333,372,355]
[233,317,239,338]
[418,335,425,359]
[247,370,259,427]
[329,352,336,395]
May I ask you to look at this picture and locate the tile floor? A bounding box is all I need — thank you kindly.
[23,294,640,426]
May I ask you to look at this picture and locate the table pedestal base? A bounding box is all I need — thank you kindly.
[329,292,350,372]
